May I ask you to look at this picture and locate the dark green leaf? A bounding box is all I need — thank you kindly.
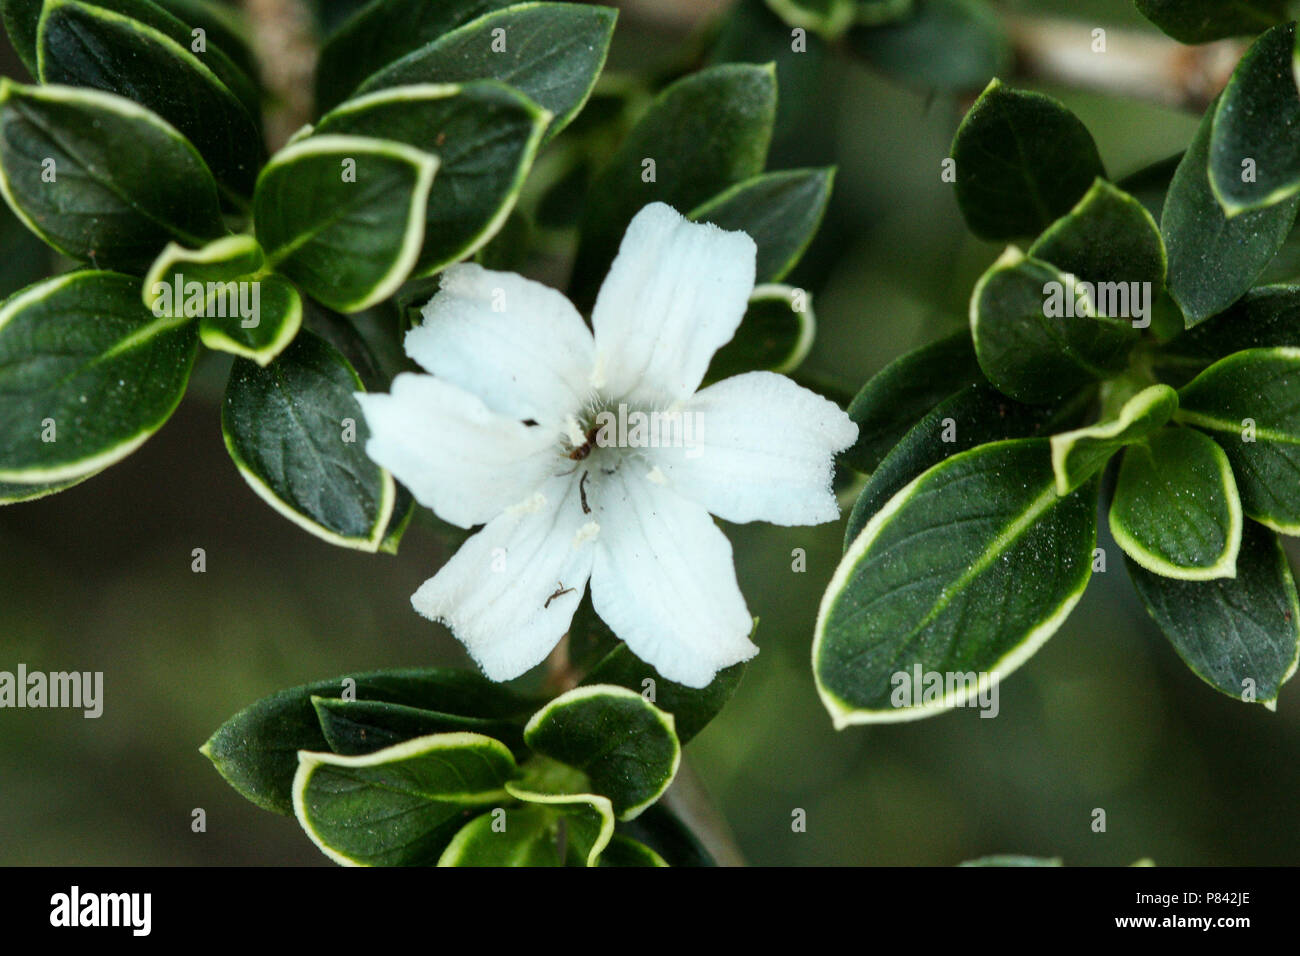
[524,685,681,820]
[616,802,716,867]
[705,284,815,382]
[845,383,1069,547]
[570,62,776,306]
[763,0,855,39]
[197,274,301,365]
[1110,427,1242,579]
[1162,94,1300,326]
[1208,23,1300,214]
[970,247,1139,404]
[312,695,526,756]
[1126,520,1299,704]
[37,0,263,195]
[314,81,547,278]
[0,270,196,483]
[844,330,982,473]
[1175,346,1300,533]
[1049,384,1178,494]
[314,0,510,113]
[1159,284,1300,372]
[254,134,436,313]
[688,168,834,283]
[1028,178,1166,295]
[221,329,395,550]
[599,834,669,866]
[581,644,746,744]
[294,733,515,865]
[950,78,1103,240]
[816,439,1097,724]
[201,666,539,814]
[0,81,225,271]
[1134,0,1286,44]
[354,3,616,143]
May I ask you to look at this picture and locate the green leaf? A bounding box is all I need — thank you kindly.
[442,782,614,867]
[616,802,716,867]
[0,271,196,483]
[599,834,669,867]
[571,62,776,306]
[1110,427,1243,580]
[705,284,815,382]
[1208,23,1300,215]
[843,330,982,473]
[293,732,516,866]
[0,196,50,299]
[0,81,225,272]
[3,0,44,74]
[142,235,303,365]
[523,685,681,820]
[1126,521,1299,704]
[1028,178,1166,294]
[197,274,302,365]
[0,471,97,504]
[1175,347,1300,533]
[1050,384,1178,495]
[1162,94,1300,326]
[763,0,855,39]
[153,0,259,83]
[1133,0,1286,44]
[846,383,1080,547]
[254,134,437,313]
[1159,284,1300,369]
[314,81,547,279]
[581,644,746,744]
[221,329,396,550]
[688,168,834,283]
[201,667,539,815]
[315,0,510,113]
[54,0,262,120]
[354,2,616,143]
[847,0,1009,93]
[144,235,265,305]
[970,247,1139,404]
[950,79,1104,241]
[37,0,262,195]
[312,695,527,756]
[815,439,1096,725]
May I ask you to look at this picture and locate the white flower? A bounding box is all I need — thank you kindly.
[355,202,858,688]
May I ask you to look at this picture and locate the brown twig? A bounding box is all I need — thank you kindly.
[242,0,318,151]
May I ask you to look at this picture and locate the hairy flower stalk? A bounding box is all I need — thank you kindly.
[357,202,857,687]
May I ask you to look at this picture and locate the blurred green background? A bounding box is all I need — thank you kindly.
[3,0,1298,865]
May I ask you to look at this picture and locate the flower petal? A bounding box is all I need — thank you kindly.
[587,468,757,688]
[646,371,858,526]
[591,202,756,406]
[406,263,595,426]
[411,476,596,682]
[356,373,559,528]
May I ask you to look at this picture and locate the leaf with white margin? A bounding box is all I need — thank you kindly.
[438,783,614,867]
[688,167,835,283]
[1175,347,1300,533]
[1110,427,1243,580]
[221,329,396,551]
[1050,384,1178,495]
[353,2,616,144]
[1126,520,1299,705]
[705,283,816,382]
[1209,23,1300,215]
[815,438,1096,725]
[523,685,681,820]
[0,80,225,272]
[292,732,516,866]
[313,81,549,278]
[143,235,264,309]
[197,274,302,366]
[600,834,669,867]
[253,134,437,313]
[0,271,197,483]
[970,247,1138,404]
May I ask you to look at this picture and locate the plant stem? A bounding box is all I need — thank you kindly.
[242,0,318,151]
[1004,15,1245,113]
[663,759,747,866]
